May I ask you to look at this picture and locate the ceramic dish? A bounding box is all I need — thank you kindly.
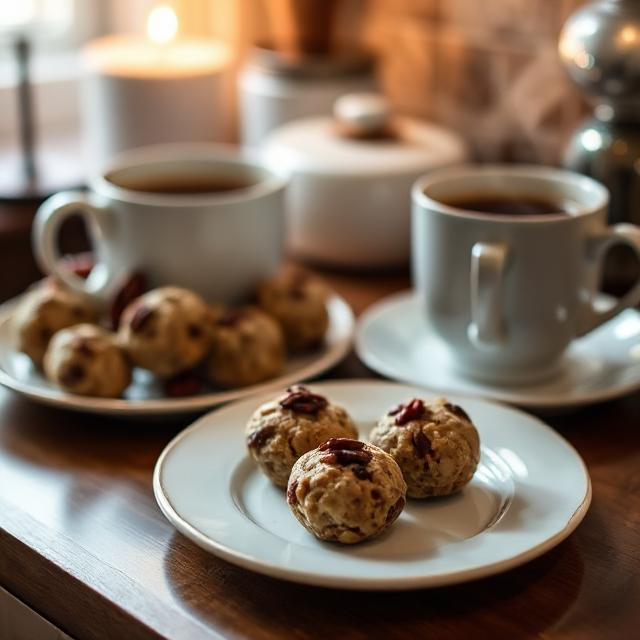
[154,380,591,590]
[0,294,353,418]
[356,291,640,410]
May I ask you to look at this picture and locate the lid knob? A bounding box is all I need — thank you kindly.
[333,93,392,138]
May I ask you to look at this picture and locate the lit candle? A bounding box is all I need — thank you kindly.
[81,4,231,170]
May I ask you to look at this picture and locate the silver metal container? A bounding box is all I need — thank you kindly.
[560,0,640,291]
[560,0,640,119]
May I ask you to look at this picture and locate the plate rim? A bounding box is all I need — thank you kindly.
[355,290,640,410]
[0,294,354,417]
[153,379,592,590]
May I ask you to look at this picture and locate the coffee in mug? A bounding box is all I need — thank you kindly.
[411,164,640,384]
[440,194,578,217]
[105,170,258,195]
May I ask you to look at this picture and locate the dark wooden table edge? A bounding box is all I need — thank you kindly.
[0,496,223,640]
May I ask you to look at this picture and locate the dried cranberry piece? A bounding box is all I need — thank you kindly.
[385,496,406,524]
[109,272,148,330]
[291,272,308,285]
[60,364,85,387]
[290,288,306,301]
[285,272,308,295]
[43,253,94,291]
[445,402,470,422]
[60,252,94,279]
[130,306,154,332]
[352,466,372,481]
[412,429,432,458]
[287,480,298,506]
[247,425,277,450]
[187,323,203,339]
[164,373,203,398]
[217,310,245,327]
[320,449,372,466]
[395,399,430,426]
[279,388,328,415]
[71,338,94,357]
[318,438,365,452]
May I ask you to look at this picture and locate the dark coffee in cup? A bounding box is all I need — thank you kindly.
[106,173,257,195]
[441,194,576,217]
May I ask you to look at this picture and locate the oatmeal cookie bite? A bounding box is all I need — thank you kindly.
[245,386,358,487]
[207,307,285,388]
[13,283,97,368]
[287,439,406,544]
[44,324,131,397]
[369,398,480,498]
[118,287,211,378]
[257,271,329,351]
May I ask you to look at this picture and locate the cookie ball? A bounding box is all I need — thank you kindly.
[208,306,285,388]
[246,386,358,487]
[257,271,329,351]
[118,287,211,378]
[369,398,480,498]
[287,438,407,544]
[13,283,97,368]
[43,324,131,398]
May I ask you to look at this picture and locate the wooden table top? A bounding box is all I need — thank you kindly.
[1,265,639,640]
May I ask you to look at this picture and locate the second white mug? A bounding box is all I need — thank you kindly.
[412,164,640,384]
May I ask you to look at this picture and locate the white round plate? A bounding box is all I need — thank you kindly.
[356,291,640,410]
[154,380,591,590]
[0,295,353,417]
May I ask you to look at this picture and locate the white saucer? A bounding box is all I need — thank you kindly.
[0,294,354,418]
[356,291,640,410]
[154,380,591,590]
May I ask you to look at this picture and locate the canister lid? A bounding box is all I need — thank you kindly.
[264,94,467,176]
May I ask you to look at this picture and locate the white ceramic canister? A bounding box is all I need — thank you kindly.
[238,47,378,149]
[263,94,468,268]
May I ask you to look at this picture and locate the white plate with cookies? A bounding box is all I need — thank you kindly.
[153,380,591,590]
[0,292,354,418]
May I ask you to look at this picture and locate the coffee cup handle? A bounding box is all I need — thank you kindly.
[578,223,640,336]
[32,191,114,298]
[468,242,509,347]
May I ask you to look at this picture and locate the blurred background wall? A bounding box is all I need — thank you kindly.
[364,0,590,164]
[107,0,590,163]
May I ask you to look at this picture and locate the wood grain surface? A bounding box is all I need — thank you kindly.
[1,210,639,639]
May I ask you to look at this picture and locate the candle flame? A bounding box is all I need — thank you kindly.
[619,26,639,46]
[147,5,178,45]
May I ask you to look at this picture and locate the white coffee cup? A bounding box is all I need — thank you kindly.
[33,144,287,304]
[412,164,640,384]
